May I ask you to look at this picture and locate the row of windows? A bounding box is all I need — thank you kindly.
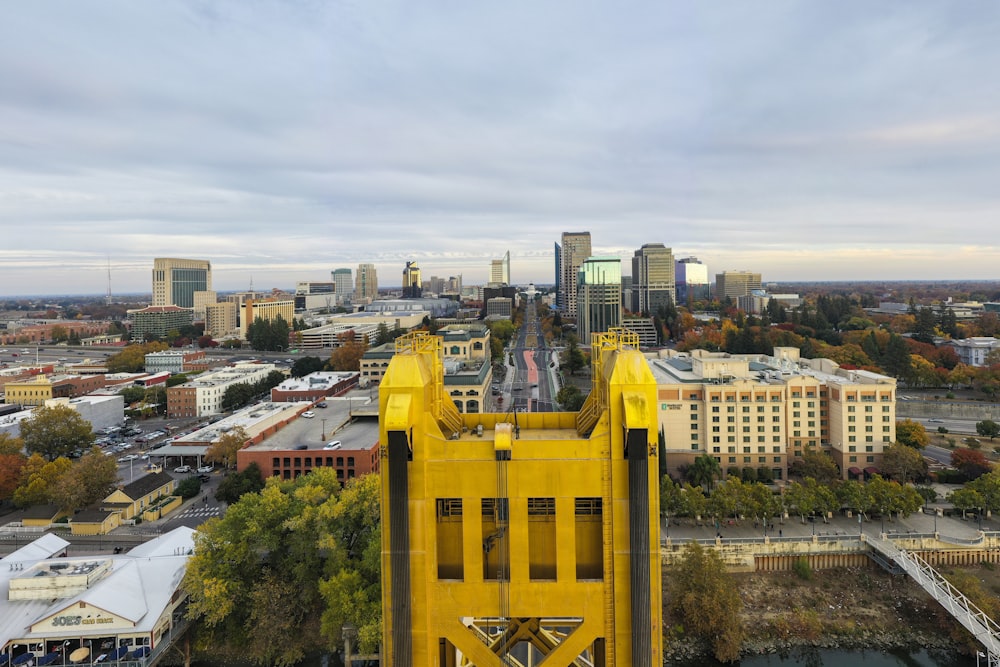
[274,456,356,467]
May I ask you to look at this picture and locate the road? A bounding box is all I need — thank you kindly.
[906,416,979,434]
[503,299,555,413]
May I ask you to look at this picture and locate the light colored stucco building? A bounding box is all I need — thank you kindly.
[946,336,1000,367]
[239,299,295,340]
[715,270,762,302]
[648,347,896,481]
[166,363,278,418]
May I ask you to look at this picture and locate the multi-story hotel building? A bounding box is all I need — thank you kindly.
[648,347,896,481]
[166,363,278,418]
[152,258,211,308]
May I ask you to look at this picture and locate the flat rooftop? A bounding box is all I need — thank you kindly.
[244,393,379,452]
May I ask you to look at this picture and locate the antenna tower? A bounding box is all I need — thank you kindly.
[106,257,112,305]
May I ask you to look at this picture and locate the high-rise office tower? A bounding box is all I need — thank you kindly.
[578,256,622,344]
[675,257,710,304]
[402,261,422,298]
[716,270,762,302]
[152,258,211,309]
[489,250,510,286]
[630,243,675,315]
[331,268,354,304]
[355,263,378,302]
[559,232,591,318]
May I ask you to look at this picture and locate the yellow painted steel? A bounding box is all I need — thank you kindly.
[380,329,661,666]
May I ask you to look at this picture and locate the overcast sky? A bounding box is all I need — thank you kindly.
[2,1,999,297]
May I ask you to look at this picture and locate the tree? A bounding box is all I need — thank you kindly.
[20,404,95,461]
[686,454,722,492]
[0,450,28,502]
[895,419,930,449]
[951,448,991,481]
[291,356,325,378]
[880,443,928,483]
[13,454,73,507]
[555,385,585,411]
[789,449,839,484]
[881,334,913,383]
[329,331,368,371]
[50,447,118,511]
[561,335,586,376]
[0,433,24,455]
[184,469,381,665]
[667,542,744,662]
[206,427,249,470]
[107,342,169,372]
[976,419,1000,441]
[215,462,266,504]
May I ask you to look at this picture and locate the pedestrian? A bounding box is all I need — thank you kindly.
[779,528,783,538]
[203,495,207,504]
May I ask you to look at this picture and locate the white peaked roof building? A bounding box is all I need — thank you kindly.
[0,528,195,665]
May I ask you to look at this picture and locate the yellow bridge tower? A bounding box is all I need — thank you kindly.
[379,329,662,666]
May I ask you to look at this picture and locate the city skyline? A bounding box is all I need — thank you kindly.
[3,2,1000,296]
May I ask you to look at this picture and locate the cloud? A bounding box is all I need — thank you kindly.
[1,1,1000,296]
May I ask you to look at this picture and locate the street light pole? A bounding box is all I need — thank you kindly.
[321,419,327,441]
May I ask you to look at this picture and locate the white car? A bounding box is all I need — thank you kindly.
[197,464,214,473]
[118,454,139,462]
[323,441,342,450]
[302,411,315,419]
[174,465,192,473]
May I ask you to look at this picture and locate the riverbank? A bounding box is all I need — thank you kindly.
[664,564,979,663]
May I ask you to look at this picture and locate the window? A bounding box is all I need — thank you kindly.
[712,416,720,423]
[347,457,355,466]
[712,436,720,443]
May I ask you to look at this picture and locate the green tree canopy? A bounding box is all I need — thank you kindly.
[789,449,840,484]
[555,385,585,411]
[20,404,95,461]
[976,419,1000,441]
[214,462,266,505]
[184,469,380,666]
[667,542,744,662]
[205,427,249,470]
[895,419,930,449]
[561,335,586,376]
[686,454,722,492]
[49,447,119,511]
[13,454,73,507]
[107,342,169,373]
[291,356,325,378]
[880,442,928,483]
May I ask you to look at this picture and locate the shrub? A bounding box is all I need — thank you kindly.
[946,391,956,399]
[792,557,813,581]
[937,426,949,434]
[176,476,202,499]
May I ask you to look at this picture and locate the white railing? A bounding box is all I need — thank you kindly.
[868,536,1000,662]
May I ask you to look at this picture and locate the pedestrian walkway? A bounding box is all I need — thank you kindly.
[173,506,221,520]
[664,506,990,543]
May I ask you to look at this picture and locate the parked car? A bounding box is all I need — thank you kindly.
[174,465,192,473]
[316,402,328,408]
[118,454,139,462]
[197,464,214,473]
[198,474,212,483]
[302,411,315,419]
[323,440,342,450]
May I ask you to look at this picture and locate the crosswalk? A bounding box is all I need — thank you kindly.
[174,506,221,520]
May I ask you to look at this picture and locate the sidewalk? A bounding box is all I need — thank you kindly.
[663,506,991,543]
